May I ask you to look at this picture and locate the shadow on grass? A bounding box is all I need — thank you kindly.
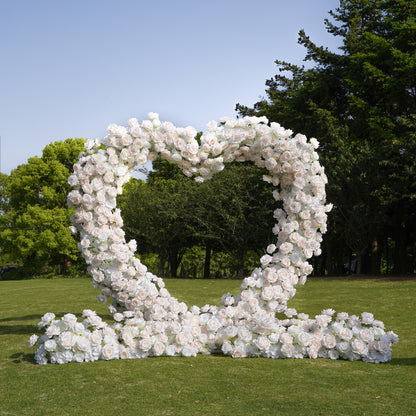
[0,314,44,322]
[0,324,38,336]
[311,275,416,281]
[387,357,416,366]
[9,352,36,364]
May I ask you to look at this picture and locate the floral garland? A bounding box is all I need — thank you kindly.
[29,113,398,364]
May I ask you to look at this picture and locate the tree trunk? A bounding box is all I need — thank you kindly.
[369,238,381,275]
[203,242,212,279]
[236,250,246,278]
[393,221,410,274]
[324,237,332,276]
[169,250,181,278]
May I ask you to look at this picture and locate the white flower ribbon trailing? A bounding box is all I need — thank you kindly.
[29,113,398,364]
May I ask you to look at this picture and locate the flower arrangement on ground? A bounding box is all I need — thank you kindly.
[29,113,398,364]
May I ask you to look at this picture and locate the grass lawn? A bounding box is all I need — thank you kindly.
[0,276,415,416]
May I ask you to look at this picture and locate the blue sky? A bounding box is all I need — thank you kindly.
[0,0,341,174]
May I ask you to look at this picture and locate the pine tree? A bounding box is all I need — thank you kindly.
[237,0,416,274]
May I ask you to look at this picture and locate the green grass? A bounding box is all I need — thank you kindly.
[0,277,415,416]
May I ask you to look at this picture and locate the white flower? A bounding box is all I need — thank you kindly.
[260,254,272,267]
[206,317,221,332]
[279,242,293,254]
[28,334,39,347]
[387,331,399,344]
[59,331,76,349]
[261,286,274,301]
[296,332,312,347]
[44,339,57,352]
[38,312,55,329]
[256,336,271,351]
[339,327,353,341]
[46,323,61,337]
[153,341,165,356]
[90,331,103,345]
[322,334,336,349]
[281,343,294,358]
[76,336,91,352]
[62,313,77,329]
[237,326,252,342]
[336,312,349,321]
[336,341,351,354]
[280,333,293,344]
[352,338,368,355]
[359,328,374,343]
[316,314,332,328]
[310,138,319,149]
[263,268,278,283]
[102,344,118,360]
[182,345,196,357]
[328,349,339,360]
[361,312,374,325]
[285,308,297,318]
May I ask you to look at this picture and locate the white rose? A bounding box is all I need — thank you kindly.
[260,254,272,267]
[206,317,221,332]
[152,341,165,356]
[263,268,278,283]
[182,345,195,357]
[232,346,247,358]
[76,336,91,352]
[339,327,353,341]
[296,332,312,347]
[279,242,293,254]
[256,336,271,351]
[45,323,61,337]
[59,331,75,349]
[139,338,152,352]
[359,328,375,343]
[281,343,294,358]
[336,312,349,321]
[336,341,351,354]
[375,340,390,353]
[261,286,274,301]
[280,333,293,344]
[361,312,374,325]
[351,338,367,355]
[38,312,56,328]
[328,349,340,360]
[44,339,57,352]
[322,334,336,349]
[102,344,118,360]
[28,334,39,347]
[90,331,103,346]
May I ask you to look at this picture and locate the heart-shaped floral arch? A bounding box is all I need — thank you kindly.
[29,113,398,364]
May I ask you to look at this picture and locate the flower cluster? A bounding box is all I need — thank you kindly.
[29,113,398,364]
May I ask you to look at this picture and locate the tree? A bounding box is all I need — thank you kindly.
[119,158,276,278]
[119,173,197,278]
[237,0,416,275]
[189,162,275,277]
[0,138,86,276]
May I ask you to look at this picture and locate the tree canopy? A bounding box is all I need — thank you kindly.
[236,0,416,274]
[119,159,275,278]
[0,138,86,276]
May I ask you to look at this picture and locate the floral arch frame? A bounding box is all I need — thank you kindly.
[29,113,398,364]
